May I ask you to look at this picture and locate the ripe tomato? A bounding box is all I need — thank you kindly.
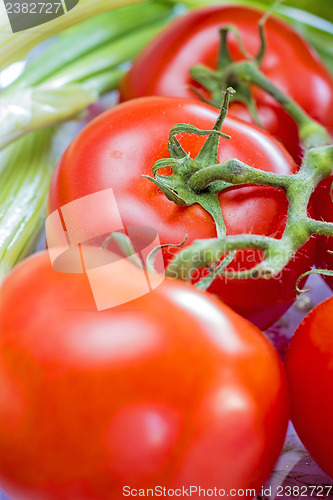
[0,248,289,500]
[285,297,333,479]
[119,5,333,163]
[48,97,316,330]
[312,177,333,289]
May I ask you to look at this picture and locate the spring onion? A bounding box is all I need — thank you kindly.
[0,2,173,150]
[0,0,174,278]
[0,127,55,279]
[0,0,152,71]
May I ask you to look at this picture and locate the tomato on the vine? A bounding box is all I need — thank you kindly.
[48,96,316,330]
[0,248,289,499]
[285,296,333,479]
[120,5,333,163]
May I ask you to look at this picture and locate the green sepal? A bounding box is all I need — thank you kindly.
[189,25,263,122]
[143,90,236,237]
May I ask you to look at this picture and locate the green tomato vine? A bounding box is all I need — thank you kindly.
[144,20,333,292]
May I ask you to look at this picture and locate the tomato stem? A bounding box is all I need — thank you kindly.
[235,61,331,149]
[165,144,333,284]
[145,76,333,285]
[188,159,290,191]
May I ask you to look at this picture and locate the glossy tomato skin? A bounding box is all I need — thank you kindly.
[312,178,333,289]
[48,96,316,330]
[285,297,333,479]
[0,249,289,500]
[120,5,333,163]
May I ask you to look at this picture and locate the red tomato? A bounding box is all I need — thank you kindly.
[48,96,316,330]
[285,297,333,479]
[120,5,333,163]
[0,248,289,500]
[312,177,333,289]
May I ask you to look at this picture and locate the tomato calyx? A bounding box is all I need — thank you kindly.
[143,88,235,237]
[190,25,263,126]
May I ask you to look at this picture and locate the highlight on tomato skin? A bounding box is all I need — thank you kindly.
[285,296,333,480]
[119,4,333,164]
[0,247,289,500]
[47,96,316,331]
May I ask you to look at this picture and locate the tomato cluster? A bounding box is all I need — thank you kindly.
[48,96,315,330]
[0,4,333,500]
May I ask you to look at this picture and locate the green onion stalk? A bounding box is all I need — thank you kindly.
[0,1,174,149]
[0,128,55,280]
[0,0,164,71]
[0,0,175,279]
